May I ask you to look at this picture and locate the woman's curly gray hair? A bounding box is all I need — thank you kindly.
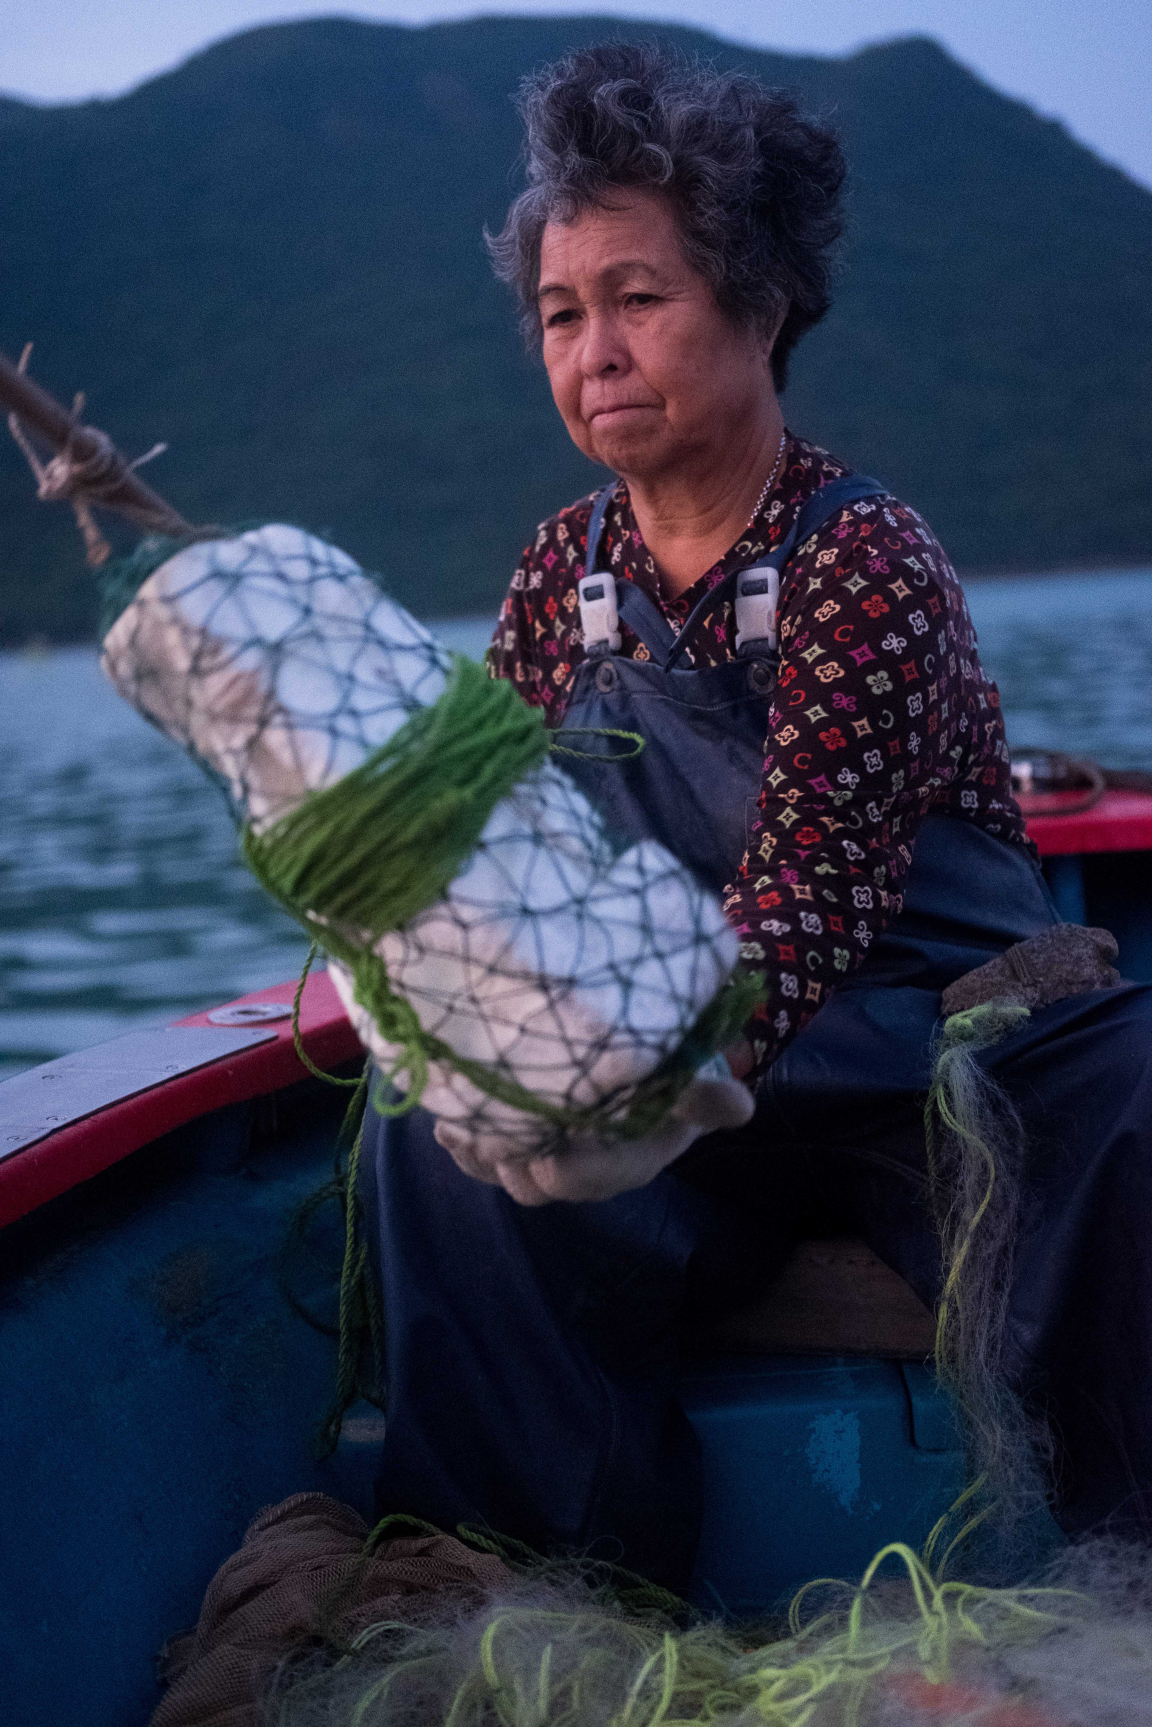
[486,41,846,389]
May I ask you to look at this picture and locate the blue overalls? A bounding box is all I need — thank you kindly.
[360,476,1152,1588]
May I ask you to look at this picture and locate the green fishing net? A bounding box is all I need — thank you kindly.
[101,523,759,1146]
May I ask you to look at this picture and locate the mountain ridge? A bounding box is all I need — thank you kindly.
[1,14,1149,643]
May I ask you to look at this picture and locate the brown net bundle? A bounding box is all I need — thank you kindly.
[100,524,760,1147]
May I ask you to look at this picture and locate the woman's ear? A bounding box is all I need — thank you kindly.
[760,302,789,369]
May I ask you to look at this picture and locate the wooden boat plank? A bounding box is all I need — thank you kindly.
[688,1238,937,1361]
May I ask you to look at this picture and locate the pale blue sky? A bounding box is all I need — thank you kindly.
[5,1,1151,188]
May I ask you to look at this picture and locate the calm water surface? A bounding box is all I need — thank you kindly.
[3,575,1151,1078]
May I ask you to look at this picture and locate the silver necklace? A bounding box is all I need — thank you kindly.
[746,428,788,530]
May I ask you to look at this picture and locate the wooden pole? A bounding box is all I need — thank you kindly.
[0,346,196,537]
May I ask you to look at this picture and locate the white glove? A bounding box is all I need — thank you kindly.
[432,1058,755,1206]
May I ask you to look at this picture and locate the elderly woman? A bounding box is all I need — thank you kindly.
[359,44,1152,1588]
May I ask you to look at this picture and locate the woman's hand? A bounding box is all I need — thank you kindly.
[432,1058,754,1206]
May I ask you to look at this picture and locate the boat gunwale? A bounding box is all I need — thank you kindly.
[0,971,361,1228]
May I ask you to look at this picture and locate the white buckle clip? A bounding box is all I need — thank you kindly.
[577,571,622,654]
[734,565,780,653]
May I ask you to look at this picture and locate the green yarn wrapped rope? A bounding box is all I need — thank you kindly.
[244,653,764,1140]
[245,654,551,937]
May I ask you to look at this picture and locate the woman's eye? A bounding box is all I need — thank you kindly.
[545,308,579,328]
[625,293,659,308]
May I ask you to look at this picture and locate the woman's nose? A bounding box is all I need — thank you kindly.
[579,311,630,379]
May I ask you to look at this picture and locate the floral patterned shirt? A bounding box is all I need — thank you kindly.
[487,432,1030,1081]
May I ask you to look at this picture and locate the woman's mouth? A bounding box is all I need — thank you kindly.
[589,404,659,426]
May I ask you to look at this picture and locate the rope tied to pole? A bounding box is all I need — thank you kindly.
[2,340,202,562]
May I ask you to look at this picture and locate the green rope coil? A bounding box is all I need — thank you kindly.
[244,655,764,1140]
[244,654,551,938]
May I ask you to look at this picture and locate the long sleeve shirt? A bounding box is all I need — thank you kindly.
[487,432,1031,1081]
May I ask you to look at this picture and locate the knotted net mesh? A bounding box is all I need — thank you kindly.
[101,524,759,1147]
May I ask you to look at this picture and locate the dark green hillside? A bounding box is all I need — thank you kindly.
[1,16,1150,644]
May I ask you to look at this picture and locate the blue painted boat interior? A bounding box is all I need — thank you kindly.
[684,1356,963,1619]
[0,1071,964,1727]
[0,1076,379,1727]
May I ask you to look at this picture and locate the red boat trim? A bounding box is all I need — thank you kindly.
[0,972,361,1230]
[1026,788,1152,857]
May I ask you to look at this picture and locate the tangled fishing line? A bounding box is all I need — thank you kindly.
[269,1534,1152,1727]
[920,1003,1063,1563]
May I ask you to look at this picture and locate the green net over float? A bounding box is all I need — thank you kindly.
[100,524,761,1144]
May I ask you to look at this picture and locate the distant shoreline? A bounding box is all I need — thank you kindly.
[959,560,1152,583]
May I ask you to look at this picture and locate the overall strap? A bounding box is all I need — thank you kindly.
[663,472,888,672]
[784,473,888,563]
[584,482,617,577]
[583,471,888,671]
[582,481,681,661]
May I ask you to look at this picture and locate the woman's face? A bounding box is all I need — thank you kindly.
[538,189,777,485]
